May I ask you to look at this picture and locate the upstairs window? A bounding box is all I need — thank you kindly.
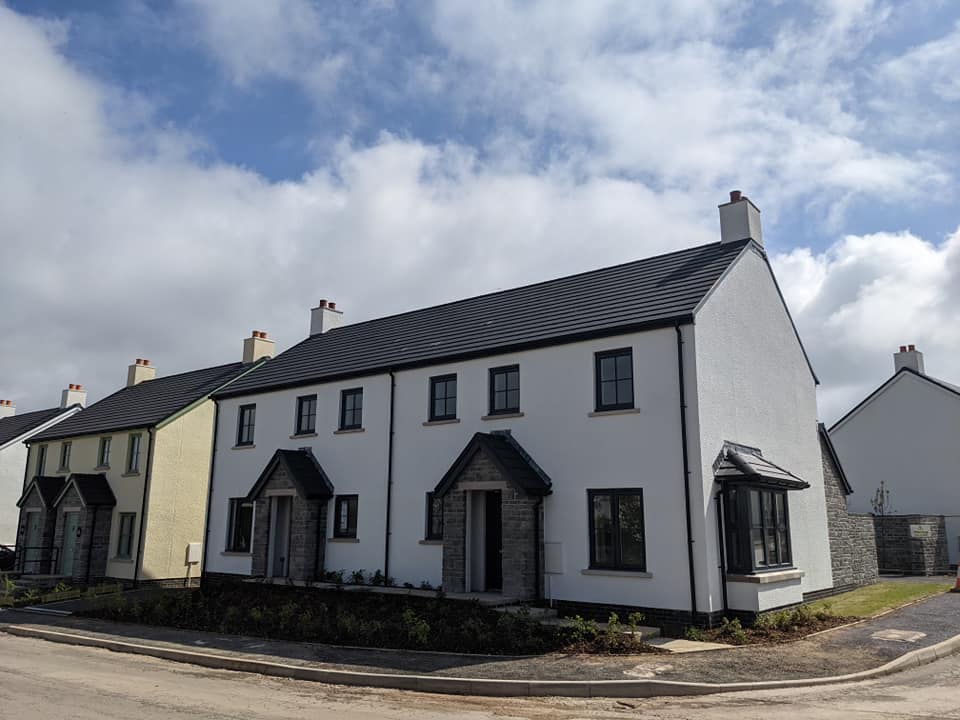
[339,388,363,430]
[58,442,72,472]
[724,486,792,573]
[97,436,112,468]
[226,498,254,553]
[126,433,142,474]
[236,404,256,446]
[295,395,317,435]
[429,374,458,421]
[425,491,444,540]
[35,445,47,476]
[488,365,520,415]
[595,348,634,411]
[334,495,358,539]
[588,489,646,571]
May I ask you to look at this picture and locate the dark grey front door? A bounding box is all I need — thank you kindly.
[269,496,291,578]
[484,490,502,591]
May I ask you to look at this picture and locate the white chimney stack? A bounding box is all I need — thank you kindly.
[243,330,275,364]
[0,399,15,419]
[61,383,87,408]
[127,358,157,387]
[310,299,344,336]
[894,344,925,375]
[719,190,762,246]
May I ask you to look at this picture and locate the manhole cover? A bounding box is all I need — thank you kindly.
[871,629,927,643]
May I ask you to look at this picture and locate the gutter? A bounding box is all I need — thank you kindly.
[200,401,221,585]
[133,428,156,588]
[383,370,397,579]
[674,323,698,623]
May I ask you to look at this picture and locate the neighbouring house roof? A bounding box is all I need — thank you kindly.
[16,476,66,508]
[829,366,960,434]
[30,362,253,443]
[217,240,753,399]
[0,406,77,449]
[53,473,116,507]
[818,423,853,495]
[434,431,553,497]
[246,449,335,501]
[713,442,810,491]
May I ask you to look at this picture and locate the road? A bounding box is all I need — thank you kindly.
[1,633,958,719]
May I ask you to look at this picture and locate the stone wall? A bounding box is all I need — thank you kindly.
[874,514,949,575]
[820,433,878,590]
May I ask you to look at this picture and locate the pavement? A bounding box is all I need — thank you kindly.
[2,630,960,719]
[1,589,958,688]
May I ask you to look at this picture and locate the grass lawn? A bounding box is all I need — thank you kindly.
[807,580,952,618]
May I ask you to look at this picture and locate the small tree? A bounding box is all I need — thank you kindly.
[871,481,894,569]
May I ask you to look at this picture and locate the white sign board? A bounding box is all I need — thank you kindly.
[909,524,934,539]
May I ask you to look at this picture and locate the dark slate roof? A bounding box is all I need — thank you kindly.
[713,442,809,490]
[31,363,252,442]
[0,406,75,448]
[54,473,116,507]
[434,431,553,497]
[16,476,66,508]
[218,240,752,398]
[818,423,853,495]
[246,449,335,501]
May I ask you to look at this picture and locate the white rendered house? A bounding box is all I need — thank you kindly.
[204,192,833,627]
[830,347,960,566]
[0,386,85,545]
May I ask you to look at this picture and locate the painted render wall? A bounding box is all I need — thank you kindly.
[691,246,832,612]
[140,400,216,582]
[830,371,960,565]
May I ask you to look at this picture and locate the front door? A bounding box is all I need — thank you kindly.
[268,496,292,578]
[484,490,503,591]
[22,512,42,573]
[60,512,80,577]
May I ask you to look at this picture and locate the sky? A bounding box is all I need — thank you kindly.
[0,0,958,424]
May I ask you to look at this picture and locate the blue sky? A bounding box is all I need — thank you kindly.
[1,0,958,421]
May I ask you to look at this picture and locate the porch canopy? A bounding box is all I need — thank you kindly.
[17,476,67,508]
[713,442,809,490]
[245,449,334,501]
[433,431,552,498]
[52,473,116,507]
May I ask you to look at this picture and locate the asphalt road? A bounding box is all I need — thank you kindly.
[1,633,959,719]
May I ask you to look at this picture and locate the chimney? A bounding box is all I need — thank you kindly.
[60,383,87,408]
[718,190,763,246]
[243,330,275,364]
[127,358,157,387]
[894,344,925,375]
[0,399,14,419]
[310,299,344,336]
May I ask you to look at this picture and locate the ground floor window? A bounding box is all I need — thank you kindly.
[226,498,253,552]
[334,495,358,538]
[724,485,792,573]
[425,491,443,540]
[588,488,646,571]
[116,512,136,559]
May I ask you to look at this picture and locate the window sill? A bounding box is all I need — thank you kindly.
[328,537,360,543]
[290,432,318,439]
[726,568,803,584]
[56,468,70,474]
[419,539,443,546]
[221,551,252,557]
[581,568,652,578]
[121,471,141,478]
[481,412,524,421]
[94,465,110,471]
[334,427,365,435]
[110,557,134,564]
[423,418,460,427]
[588,408,641,417]
[232,444,256,450]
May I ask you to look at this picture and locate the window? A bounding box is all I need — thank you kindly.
[724,486,792,573]
[236,404,256,446]
[226,499,254,553]
[295,395,317,435]
[126,433,142,473]
[97,436,112,468]
[35,445,47,476]
[488,365,520,415]
[429,374,457,421]
[116,512,136,559]
[339,388,363,430]
[333,495,358,538]
[594,348,634,411]
[58,442,72,472]
[425,491,443,540]
[588,489,646,571]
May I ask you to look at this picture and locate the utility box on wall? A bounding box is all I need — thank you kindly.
[186,542,202,565]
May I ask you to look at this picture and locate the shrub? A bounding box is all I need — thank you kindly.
[419,580,433,591]
[370,570,385,586]
[350,569,366,585]
[684,626,707,641]
[717,617,748,645]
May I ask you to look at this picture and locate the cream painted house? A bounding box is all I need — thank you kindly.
[16,333,272,585]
